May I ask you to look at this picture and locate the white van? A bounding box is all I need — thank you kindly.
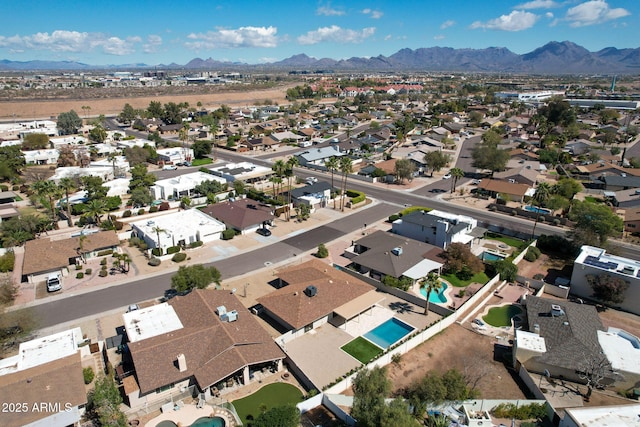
[46,274,62,292]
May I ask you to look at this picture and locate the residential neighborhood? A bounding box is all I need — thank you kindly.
[1,70,640,427]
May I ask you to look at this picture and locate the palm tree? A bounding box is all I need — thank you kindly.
[419,272,442,315]
[152,225,165,254]
[339,156,353,212]
[58,177,76,227]
[32,180,60,226]
[531,182,551,239]
[286,156,299,221]
[272,159,287,200]
[324,156,340,209]
[449,167,465,193]
[84,199,107,225]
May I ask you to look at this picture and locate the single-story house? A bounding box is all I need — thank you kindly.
[624,209,640,234]
[477,179,533,202]
[493,166,540,186]
[156,147,194,164]
[22,149,59,165]
[150,171,227,200]
[611,188,640,209]
[200,199,274,235]
[600,175,640,192]
[22,231,120,283]
[207,162,273,184]
[125,290,285,409]
[295,146,345,167]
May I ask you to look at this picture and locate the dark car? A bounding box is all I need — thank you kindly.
[256,228,272,236]
[429,188,446,194]
[164,289,178,300]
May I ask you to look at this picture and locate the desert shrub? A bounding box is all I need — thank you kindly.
[316,243,329,258]
[12,185,19,191]
[189,241,203,248]
[488,205,497,211]
[511,210,517,216]
[533,273,544,280]
[524,247,540,262]
[76,264,82,270]
[0,251,15,272]
[149,206,159,213]
[85,268,92,275]
[122,210,132,218]
[83,367,95,384]
[114,220,124,230]
[166,246,180,255]
[98,270,108,277]
[553,218,561,226]
[148,257,161,267]
[100,258,107,266]
[97,249,113,257]
[0,184,8,191]
[539,215,546,223]
[137,209,145,215]
[76,272,84,279]
[492,402,547,420]
[222,229,235,240]
[172,253,187,263]
[151,248,162,257]
[388,214,400,222]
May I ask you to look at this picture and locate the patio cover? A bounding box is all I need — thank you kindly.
[333,290,385,321]
[467,226,488,238]
[402,259,443,280]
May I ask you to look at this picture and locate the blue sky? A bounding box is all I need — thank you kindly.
[0,0,637,65]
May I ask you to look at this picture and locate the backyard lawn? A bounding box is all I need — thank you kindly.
[231,382,303,425]
[442,272,490,288]
[341,337,383,363]
[486,232,526,249]
[483,304,523,327]
[191,157,213,166]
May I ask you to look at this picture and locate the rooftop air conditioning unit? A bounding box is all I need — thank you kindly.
[304,285,318,297]
[391,247,403,256]
[217,306,227,317]
[551,304,565,317]
[221,310,238,322]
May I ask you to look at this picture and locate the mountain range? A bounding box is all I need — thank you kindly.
[1,41,639,74]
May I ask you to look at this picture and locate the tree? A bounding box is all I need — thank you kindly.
[233,179,245,196]
[449,167,465,193]
[130,187,153,207]
[586,273,629,306]
[531,182,551,239]
[339,156,353,211]
[553,177,583,200]
[492,259,518,282]
[577,354,614,401]
[285,156,299,220]
[471,132,509,175]
[405,368,477,408]
[272,159,287,200]
[423,151,451,177]
[147,100,163,119]
[88,124,107,143]
[57,110,83,135]
[171,264,222,292]
[192,140,212,159]
[32,180,60,224]
[324,156,340,208]
[394,158,416,183]
[352,366,391,427]
[58,177,76,227]
[569,200,623,246]
[79,176,107,202]
[87,375,127,427]
[441,243,484,278]
[22,133,49,150]
[469,111,484,127]
[129,164,156,193]
[0,146,25,179]
[252,404,300,427]
[118,103,136,124]
[83,199,107,225]
[316,243,329,258]
[419,272,441,315]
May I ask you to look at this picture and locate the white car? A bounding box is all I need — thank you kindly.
[162,165,177,171]
[442,172,452,179]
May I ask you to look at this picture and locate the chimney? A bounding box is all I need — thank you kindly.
[177,354,187,372]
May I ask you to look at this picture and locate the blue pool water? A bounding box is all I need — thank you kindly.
[524,205,551,215]
[420,282,448,303]
[482,251,506,262]
[157,417,225,427]
[363,318,415,349]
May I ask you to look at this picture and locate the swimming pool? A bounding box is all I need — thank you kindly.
[157,417,225,427]
[482,251,506,262]
[363,318,415,349]
[524,205,551,215]
[420,282,448,303]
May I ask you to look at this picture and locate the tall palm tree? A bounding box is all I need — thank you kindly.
[58,177,76,227]
[84,199,107,225]
[419,272,442,315]
[531,182,551,239]
[449,167,465,193]
[324,156,340,209]
[272,159,287,200]
[286,156,299,221]
[339,156,353,212]
[32,180,60,226]
[152,226,165,254]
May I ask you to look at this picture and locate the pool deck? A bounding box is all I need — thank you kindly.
[144,402,234,427]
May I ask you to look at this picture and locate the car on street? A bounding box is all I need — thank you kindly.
[429,188,446,194]
[256,228,272,236]
[305,177,318,184]
[162,165,177,171]
[442,172,452,179]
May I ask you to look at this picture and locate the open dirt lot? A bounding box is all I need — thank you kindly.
[0,85,299,120]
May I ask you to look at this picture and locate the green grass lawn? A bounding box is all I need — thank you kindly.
[341,337,383,363]
[485,232,525,249]
[191,157,213,166]
[483,304,523,327]
[584,196,604,204]
[442,272,490,287]
[231,382,303,425]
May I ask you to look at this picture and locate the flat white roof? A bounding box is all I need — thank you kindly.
[0,327,83,376]
[598,329,640,375]
[123,303,183,343]
[576,245,640,279]
[131,209,225,243]
[516,330,546,353]
[403,258,443,280]
[565,404,640,427]
[153,171,226,190]
[428,209,476,226]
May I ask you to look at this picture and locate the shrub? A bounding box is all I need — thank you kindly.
[100,258,107,266]
[122,210,132,218]
[524,250,537,262]
[101,264,107,271]
[0,184,7,191]
[151,248,163,257]
[149,206,159,213]
[189,240,203,248]
[539,215,546,223]
[76,264,82,270]
[98,270,108,277]
[172,253,187,263]
[222,229,236,240]
[76,272,84,279]
[553,218,561,226]
[97,249,113,257]
[388,214,400,222]
[0,251,15,272]
[316,243,329,258]
[12,185,19,191]
[85,268,92,275]
[533,273,544,280]
[166,246,180,255]
[114,220,124,231]
[159,202,170,211]
[391,353,402,365]
[148,257,161,267]
[489,205,497,211]
[137,209,145,215]
[511,210,517,216]
[83,367,95,384]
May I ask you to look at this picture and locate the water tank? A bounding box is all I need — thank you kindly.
[304,285,317,297]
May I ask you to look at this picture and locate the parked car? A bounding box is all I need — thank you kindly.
[46,273,62,292]
[127,304,139,313]
[429,188,446,194]
[305,177,318,184]
[164,289,178,300]
[472,318,486,330]
[256,228,272,237]
[471,179,482,185]
[162,165,177,171]
[442,172,452,179]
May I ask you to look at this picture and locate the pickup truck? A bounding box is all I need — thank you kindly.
[46,273,62,292]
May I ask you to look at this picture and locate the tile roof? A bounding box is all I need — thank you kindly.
[128,289,284,394]
[200,199,274,230]
[478,179,530,196]
[22,231,120,276]
[0,353,86,427]
[257,259,376,330]
[524,296,605,371]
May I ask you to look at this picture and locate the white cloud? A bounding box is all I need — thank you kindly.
[565,0,630,27]
[470,10,539,31]
[515,0,559,9]
[384,34,392,41]
[434,35,446,40]
[0,30,138,55]
[143,35,162,54]
[545,12,554,18]
[297,26,375,45]
[185,26,278,50]
[316,4,345,16]
[258,57,278,63]
[440,20,455,29]
[362,8,383,19]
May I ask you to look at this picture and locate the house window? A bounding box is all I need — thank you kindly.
[629,224,636,228]
[304,323,313,333]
